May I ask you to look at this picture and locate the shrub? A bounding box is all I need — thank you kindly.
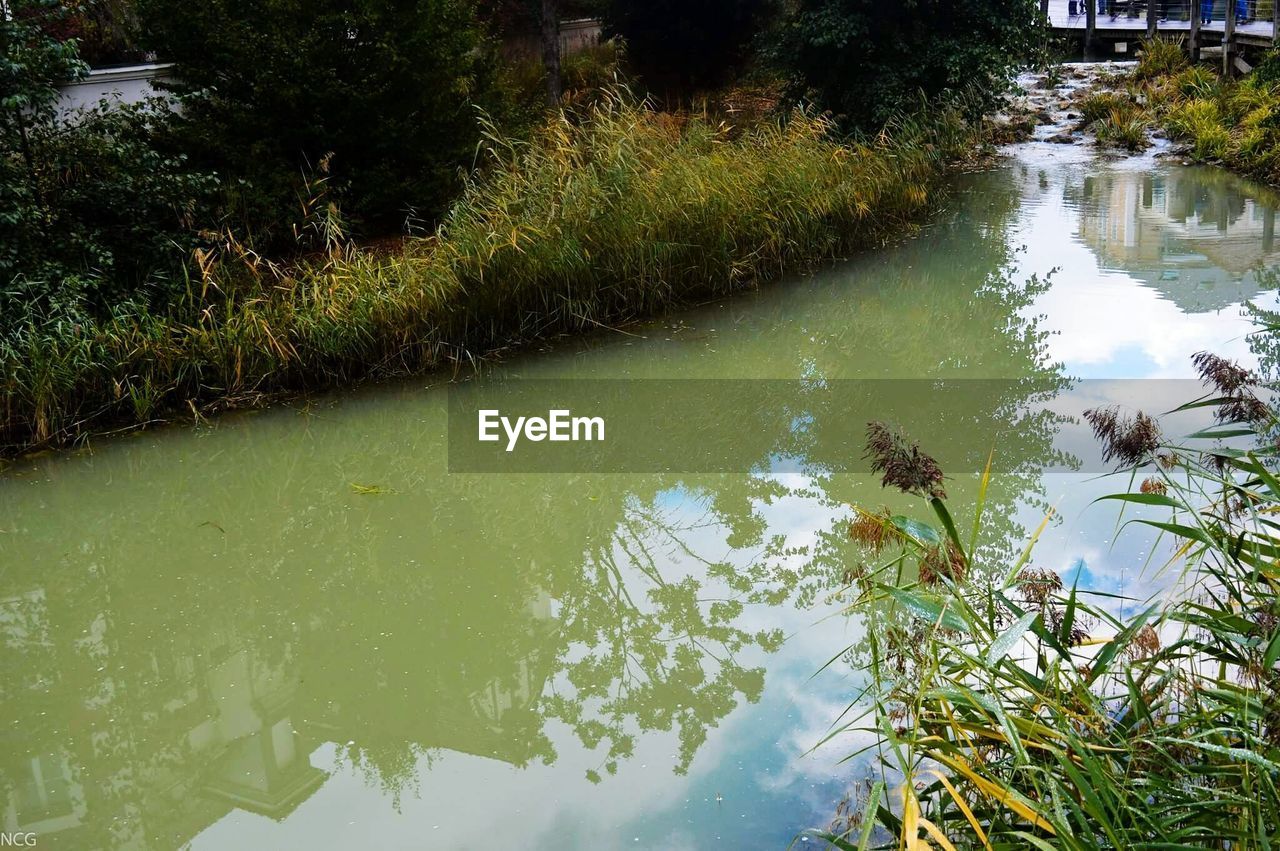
[1078,90,1129,125]
[602,0,773,94]
[1093,105,1149,151]
[58,0,146,66]
[0,0,85,119]
[1192,122,1231,160]
[138,0,500,236]
[1173,64,1218,98]
[561,39,624,93]
[494,38,627,126]
[1254,46,1280,85]
[1238,125,1270,161]
[1226,76,1279,121]
[1165,96,1220,139]
[1,1,216,329]
[771,0,1041,130]
[1,103,218,324]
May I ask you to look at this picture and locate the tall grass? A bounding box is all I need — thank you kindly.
[1134,37,1188,81]
[1076,90,1150,151]
[810,348,1280,848]
[0,92,978,453]
[1097,42,1280,181]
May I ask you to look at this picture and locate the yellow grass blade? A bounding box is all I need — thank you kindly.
[919,817,958,851]
[925,770,992,850]
[902,782,920,848]
[933,754,1056,835]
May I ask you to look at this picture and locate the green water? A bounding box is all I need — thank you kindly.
[2,147,1278,850]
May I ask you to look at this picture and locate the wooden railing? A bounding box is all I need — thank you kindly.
[1046,0,1275,72]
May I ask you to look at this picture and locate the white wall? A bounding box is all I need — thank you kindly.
[55,63,174,118]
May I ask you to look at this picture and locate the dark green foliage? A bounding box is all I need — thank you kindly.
[1,104,217,322]
[58,0,147,66]
[772,0,1041,129]
[1,0,214,328]
[477,0,605,35]
[1254,46,1280,86]
[1,0,86,120]
[138,0,497,235]
[602,0,774,93]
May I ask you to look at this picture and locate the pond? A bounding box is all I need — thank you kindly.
[1,138,1278,849]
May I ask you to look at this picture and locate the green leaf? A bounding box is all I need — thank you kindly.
[886,587,969,632]
[890,515,940,546]
[1156,738,1280,771]
[1184,425,1257,439]
[1087,604,1159,684]
[930,496,967,564]
[857,780,885,851]
[969,449,994,557]
[986,611,1038,665]
[1011,830,1060,851]
[1131,520,1216,548]
[1092,492,1184,510]
[1264,625,1280,671]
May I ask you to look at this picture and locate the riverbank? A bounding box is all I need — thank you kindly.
[0,95,980,456]
[1003,42,1280,185]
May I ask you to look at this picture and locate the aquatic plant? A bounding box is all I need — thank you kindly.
[864,421,948,500]
[1112,52,1280,183]
[1091,104,1150,152]
[1077,91,1130,126]
[808,346,1280,848]
[1134,37,1188,81]
[0,91,978,453]
[1173,65,1218,99]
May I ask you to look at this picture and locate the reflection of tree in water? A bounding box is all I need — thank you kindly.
[0,167,1070,846]
[1245,296,1280,457]
[542,495,781,780]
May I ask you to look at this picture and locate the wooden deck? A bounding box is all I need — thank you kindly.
[1047,0,1276,43]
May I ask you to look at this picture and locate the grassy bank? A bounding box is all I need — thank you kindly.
[818,348,1280,847]
[0,93,978,455]
[1079,40,1280,182]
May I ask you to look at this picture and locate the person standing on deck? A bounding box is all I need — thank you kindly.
[1201,0,1213,24]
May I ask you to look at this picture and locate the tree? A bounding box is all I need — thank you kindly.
[476,0,607,105]
[541,0,561,104]
[1,0,85,175]
[138,0,497,235]
[1,0,212,322]
[772,0,1041,130]
[603,0,773,94]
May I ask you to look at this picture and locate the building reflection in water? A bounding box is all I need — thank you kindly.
[0,576,554,849]
[1072,166,1280,312]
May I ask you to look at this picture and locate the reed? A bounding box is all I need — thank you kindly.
[807,344,1280,848]
[0,92,978,453]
